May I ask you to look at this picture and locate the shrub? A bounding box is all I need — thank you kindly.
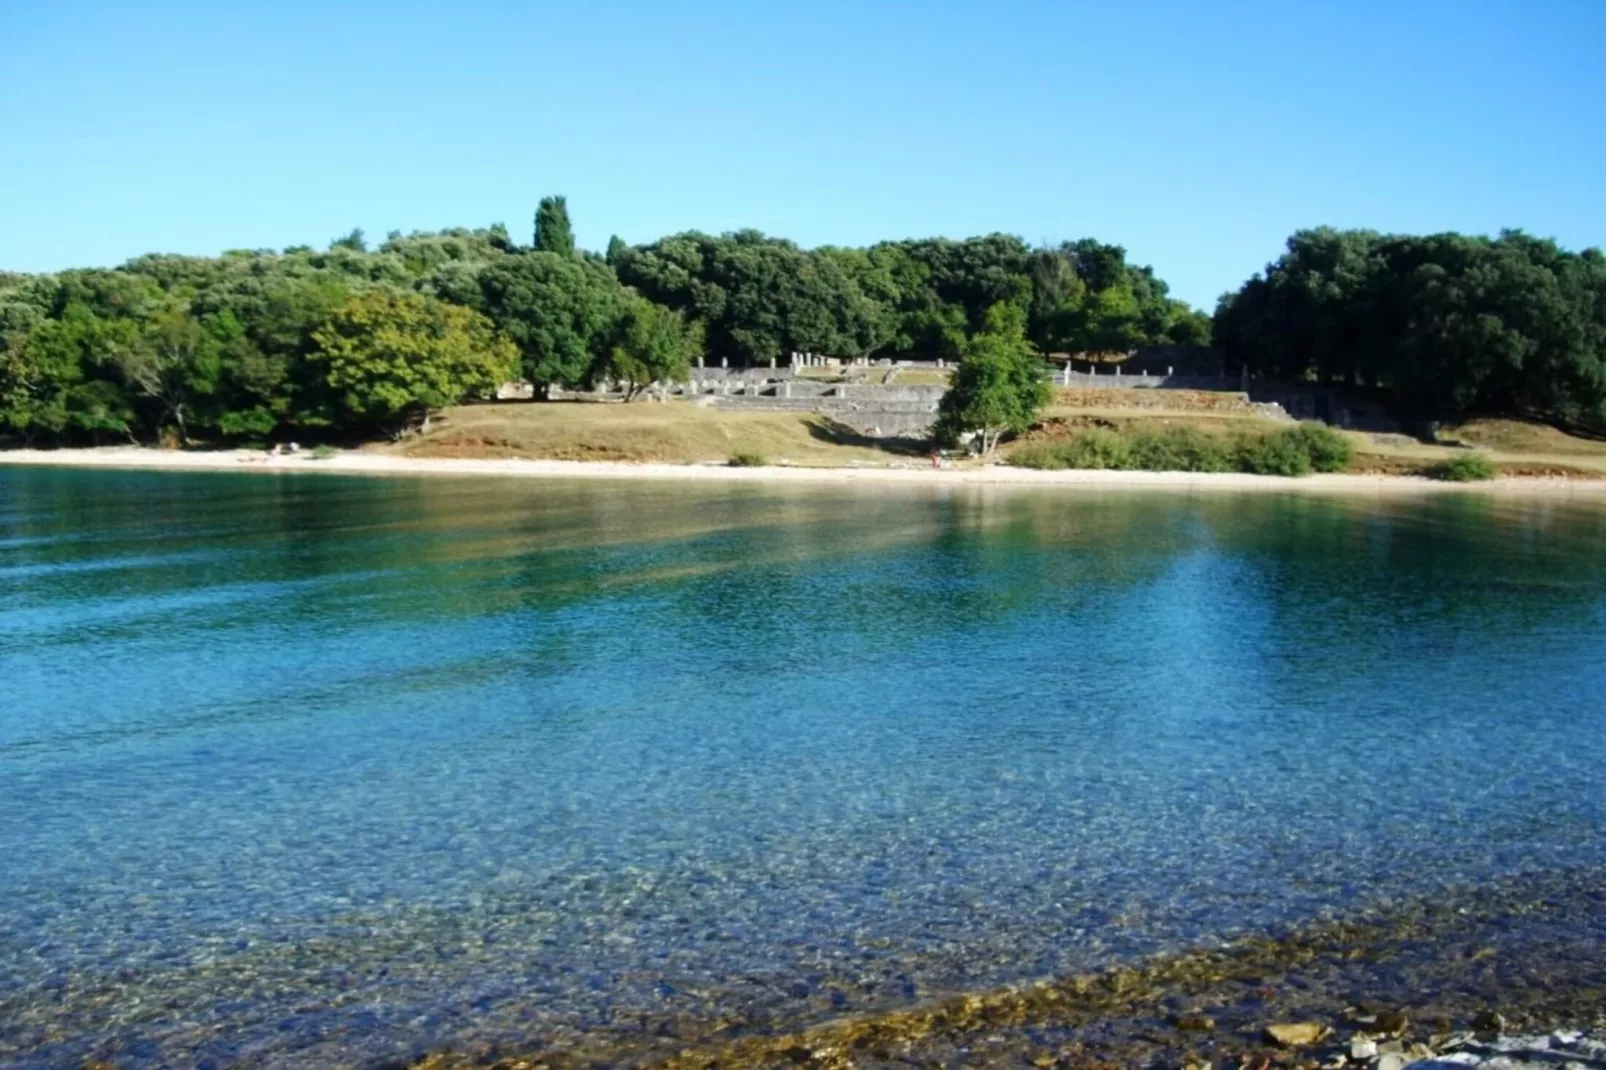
[1062,429,1133,469]
[1126,427,1232,472]
[1286,422,1353,473]
[728,451,768,467]
[1429,453,1495,481]
[1009,441,1072,470]
[312,444,338,460]
[1234,428,1313,476]
[1011,429,1134,470]
[1011,422,1352,477]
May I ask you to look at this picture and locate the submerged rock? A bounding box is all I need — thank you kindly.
[1265,1022,1331,1048]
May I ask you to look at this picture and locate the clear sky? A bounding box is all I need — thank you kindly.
[2,0,1602,308]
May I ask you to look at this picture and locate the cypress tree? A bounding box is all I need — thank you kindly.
[533,195,575,256]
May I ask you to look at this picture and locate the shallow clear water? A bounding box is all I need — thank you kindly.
[3,468,1606,1067]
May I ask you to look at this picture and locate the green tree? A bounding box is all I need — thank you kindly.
[66,379,136,443]
[112,303,223,445]
[330,227,367,253]
[1,304,115,442]
[0,329,71,443]
[310,291,517,436]
[615,231,890,364]
[597,297,702,400]
[934,303,1052,456]
[534,195,576,256]
[466,253,628,394]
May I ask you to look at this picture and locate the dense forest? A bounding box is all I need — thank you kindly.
[1215,228,1606,430]
[0,197,1206,445]
[5,200,1602,447]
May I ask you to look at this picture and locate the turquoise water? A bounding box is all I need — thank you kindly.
[3,468,1606,1068]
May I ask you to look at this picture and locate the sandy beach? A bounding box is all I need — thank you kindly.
[4,445,1606,496]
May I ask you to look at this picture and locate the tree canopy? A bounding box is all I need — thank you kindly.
[310,291,516,435]
[1215,228,1606,429]
[611,231,1204,367]
[9,193,1432,446]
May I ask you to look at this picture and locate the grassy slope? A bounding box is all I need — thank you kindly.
[387,397,1606,477]
[390,401,920,466]
[1018,409,1606,477]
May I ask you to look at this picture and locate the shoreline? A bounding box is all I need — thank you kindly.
[10,864,1603,1069]
[5,445,1606,496]
[418,865,1606,1069]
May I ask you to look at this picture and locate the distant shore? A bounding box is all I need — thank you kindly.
[5,445,1606,496]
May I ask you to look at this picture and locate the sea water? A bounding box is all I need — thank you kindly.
[2,468,1605,1067]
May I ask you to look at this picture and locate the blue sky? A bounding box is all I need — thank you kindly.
[2,0,1602,308]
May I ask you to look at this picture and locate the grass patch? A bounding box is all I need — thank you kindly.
[400,401,910,466]
[311,444,338,460]
[1011,422,1354,477]
[1428,453,1496,482]
[889,368,953,387]
[727,451,768,467]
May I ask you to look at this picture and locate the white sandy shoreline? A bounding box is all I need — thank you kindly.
[4,446,1606,497]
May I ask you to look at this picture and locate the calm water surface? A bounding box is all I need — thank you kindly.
[3,468,1605,1067]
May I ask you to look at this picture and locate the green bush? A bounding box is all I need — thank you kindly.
[1126,427,1232,472]
[1429,453,1495,481]
[1011,429,1133,470]
[1286,422,1353,473]
[1008,441,1071,470]
[311,444,338,460]
[727,451,768,467]
[1011,422,1355,478]
[1234,428,1313,476]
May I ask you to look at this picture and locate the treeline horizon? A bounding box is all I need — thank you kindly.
[2,198,1602,445]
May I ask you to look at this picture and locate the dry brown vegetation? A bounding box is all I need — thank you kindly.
[389,401,922,466]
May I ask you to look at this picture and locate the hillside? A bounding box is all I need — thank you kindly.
[388,399,1606,479]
